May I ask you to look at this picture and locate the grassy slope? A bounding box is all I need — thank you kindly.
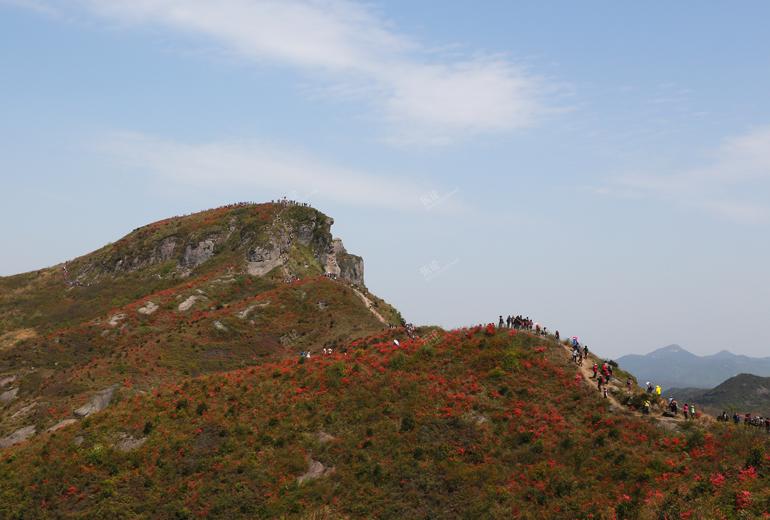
[668,374,770,417]
[1,327,768,519]
[0,203,401,439]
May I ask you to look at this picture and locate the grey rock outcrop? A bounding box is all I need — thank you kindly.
[246,245,285,276]
[297,459,335,485]
[115,433,147,452]
[330,239,364,286]
[108,314,126,327]
[0,425,36,448]
[182,238,217,268]
[64,204,366,286]
[48,419,78,433]
[137,301,159,315]
[74,385,118,418]
[178,295,206,312]
[0,387,18,404]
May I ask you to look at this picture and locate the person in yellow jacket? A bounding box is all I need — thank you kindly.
[655,385,661,396]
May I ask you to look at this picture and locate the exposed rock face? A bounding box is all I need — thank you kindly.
[332,239,364,286]
[108,314,126,327]
[67,204,365,285]
[115,433,147,452]
[11,402,36,419]
[47,419,78,433]
[157,237,178,262]
[74,385,118,418]
[0,375,17,387]
[112,236,181,273]
[178,295,205,312]
[183,239,217,268]
[0,387,18,404]
[137,301,159,315]
[297,459,335,485]
[246,246,285,277]
[0,425,36,448]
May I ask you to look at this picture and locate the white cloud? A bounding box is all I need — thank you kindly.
[601,127,770,223]
[0,0,59,15]
[98,132,451,212]
[17,0,545,143]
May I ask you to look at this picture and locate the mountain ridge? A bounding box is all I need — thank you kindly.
[1,203,770,518]
[617,344,770,389]
[0,202,402,447]
[668,373,770,416]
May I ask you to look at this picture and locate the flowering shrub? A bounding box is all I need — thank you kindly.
[1,322,770,518]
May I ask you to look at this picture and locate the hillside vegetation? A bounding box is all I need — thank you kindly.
[1,203,769,519]
[668,374,770,417]
[1,326,769,518]
[0,203,401,449]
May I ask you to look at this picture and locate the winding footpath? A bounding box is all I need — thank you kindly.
[558,341,687,430]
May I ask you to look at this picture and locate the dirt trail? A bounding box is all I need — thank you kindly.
[350,287,387,325]
[559,342,685,429]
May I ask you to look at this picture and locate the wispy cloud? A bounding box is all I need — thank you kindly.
[97,132,458,212]
[598,127,770,223]
[13,0,547,144]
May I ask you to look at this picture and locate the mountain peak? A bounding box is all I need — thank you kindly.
[63,201,365,287]
[649,344,695,357]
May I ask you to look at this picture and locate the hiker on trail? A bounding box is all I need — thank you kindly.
[592,364,598,379]
[643,400,651,415]
[555,330,560,341]
[603,386,608,399]
[655,385,661,396]
[689,404,695,419]
[683,403,689,420]
[583,345,588,358]
[733,413,741,424]
[646,382,654,394]
[627,378,632,391]
[499,316,504,328]
[671,400,678,415]
[598,375,604,390]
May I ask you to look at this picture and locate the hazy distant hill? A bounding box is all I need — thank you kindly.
[667,374,770,416]
[617,344,770,390]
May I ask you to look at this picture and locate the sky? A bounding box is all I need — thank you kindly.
[2,1,770,358]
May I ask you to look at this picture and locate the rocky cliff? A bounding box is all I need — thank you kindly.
[65,202,366,286]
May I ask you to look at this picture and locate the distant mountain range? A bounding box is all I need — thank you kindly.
[616,344,770,390]
[667,374,770,416]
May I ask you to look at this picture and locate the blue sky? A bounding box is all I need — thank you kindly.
[2,1,770,358]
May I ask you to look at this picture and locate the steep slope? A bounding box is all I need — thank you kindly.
[0,203,401,447]
[668,374,770,416]
[617,344,770,389]
[1,327,768,519]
